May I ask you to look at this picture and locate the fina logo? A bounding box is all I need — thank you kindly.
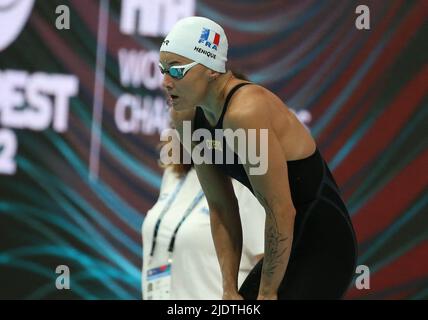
[0,0,35,51]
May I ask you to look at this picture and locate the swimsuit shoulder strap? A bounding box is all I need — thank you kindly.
[216,82,253,128]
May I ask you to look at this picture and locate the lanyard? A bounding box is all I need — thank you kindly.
[167,190,204,254]
[149,175,205,259]
[149,176,186,257]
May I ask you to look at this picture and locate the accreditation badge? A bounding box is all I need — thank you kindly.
[144,263,172,300]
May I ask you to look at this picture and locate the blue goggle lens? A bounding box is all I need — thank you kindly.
[159,62,198,80]
[159,65,184,79]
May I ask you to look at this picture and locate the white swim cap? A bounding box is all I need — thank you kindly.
[160,16,228,73]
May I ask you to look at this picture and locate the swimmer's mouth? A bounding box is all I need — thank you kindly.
[170,95,179,100]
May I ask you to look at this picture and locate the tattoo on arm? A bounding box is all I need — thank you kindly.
[254,190,289,278]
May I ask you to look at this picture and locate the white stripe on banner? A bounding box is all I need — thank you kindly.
[89,0,110,182]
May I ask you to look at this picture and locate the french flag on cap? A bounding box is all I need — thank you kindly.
[198,28,220,50]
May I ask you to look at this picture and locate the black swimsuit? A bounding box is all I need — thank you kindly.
[193,83,358,299]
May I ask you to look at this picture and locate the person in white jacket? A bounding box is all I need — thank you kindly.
[142,153,265,300]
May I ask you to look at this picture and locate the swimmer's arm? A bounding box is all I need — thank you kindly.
[170,108,243,298]
[254,254,264,261]
[194,163,243,299]
[225,98,296,300]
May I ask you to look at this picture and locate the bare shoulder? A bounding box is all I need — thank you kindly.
[231,84,270,106]
[224,84,276,129]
